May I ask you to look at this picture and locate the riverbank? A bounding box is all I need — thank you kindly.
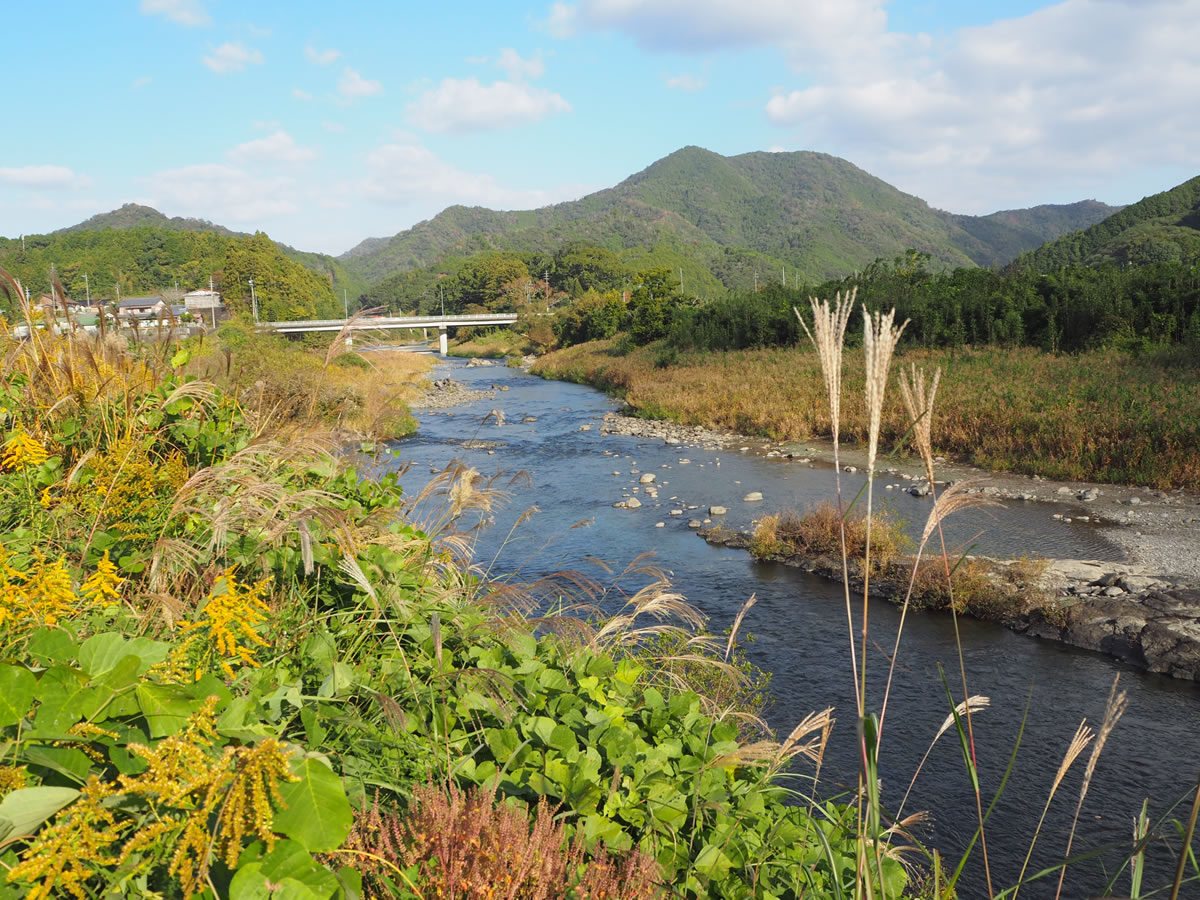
[510,361,1200,677]
[532,340,1200,490]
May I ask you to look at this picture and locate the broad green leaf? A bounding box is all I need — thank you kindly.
[170,347,192,369]
[275,757,352,852]
[317,662,354,699]
[229,840,338,900]
[694,843,735,877]
[78,655,141,721]
[22,746,93,783]
[30,666,89,734]
[79,633,169,676]
[0,666,36,727]
[0,787,79,843]
[135,676,230,738]
[25,629,77,666]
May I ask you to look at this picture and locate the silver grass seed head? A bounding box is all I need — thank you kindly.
[795,288,856,442]
[862,307,908,476]
[899,364,941,488]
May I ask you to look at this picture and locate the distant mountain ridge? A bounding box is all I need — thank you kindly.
[338,147,1120,289]
[55,203,242,238]
[1013,176,1200,271]
[31,147,1130,299]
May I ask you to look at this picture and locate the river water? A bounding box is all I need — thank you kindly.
[385,358,1200,898]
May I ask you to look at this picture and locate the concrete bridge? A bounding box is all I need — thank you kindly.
[258,312,518,355]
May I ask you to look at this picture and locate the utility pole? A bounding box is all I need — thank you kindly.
[782,266,786,287]
[343,288,348,320]
[84,273,90,304]
[679,267,684,292]
[439,286,445,317]
[249,278,258,323]
[209,276,217,329]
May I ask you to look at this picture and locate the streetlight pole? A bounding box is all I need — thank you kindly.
[249,278,258,323]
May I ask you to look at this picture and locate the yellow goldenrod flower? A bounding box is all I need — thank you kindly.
[39,486,52,508]
[178,569,274,679]
[2,426,49,471]
[80,551,124,603]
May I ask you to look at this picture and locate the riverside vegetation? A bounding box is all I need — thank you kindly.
[0,270,894,898]
[2,268,1197,899]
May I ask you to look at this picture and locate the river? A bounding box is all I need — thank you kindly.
[386,357,1200,898]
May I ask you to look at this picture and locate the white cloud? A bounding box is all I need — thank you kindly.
[407,78,571,134]
[0,165,89,188]
[305,46,341,65]
[321,121,346,133]
[339,67,383,99]
[542,2,577,38]
[292,88,313,101]
[361,137,591,211]
[666,73,705,91]
[131,76,153,89]
[143,164,298,222]
[544,0,884,60]
[497,48,545,80]
[228,130,317,164]
[140,0,210,27]
[760,0,1200,212]
[202,42,264,74]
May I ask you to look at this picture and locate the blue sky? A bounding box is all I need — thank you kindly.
[1,0,1197,255]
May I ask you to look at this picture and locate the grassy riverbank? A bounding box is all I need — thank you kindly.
[533,340,1200,490]
[0,295,905,897]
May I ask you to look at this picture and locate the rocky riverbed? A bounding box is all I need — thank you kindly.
[408,375,500,410]
[593,405,1200,679]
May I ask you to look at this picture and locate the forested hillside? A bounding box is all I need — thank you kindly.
[1014,176,1200,270]
[340,147,1117,288]
[0,227,342,319]
[2,203,366,304]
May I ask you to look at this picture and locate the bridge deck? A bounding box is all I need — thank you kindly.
[260,313,517,333]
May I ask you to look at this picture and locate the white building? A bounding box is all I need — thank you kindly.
[183,289,222,312]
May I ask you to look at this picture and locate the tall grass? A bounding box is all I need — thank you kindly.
[533,342,1200,489]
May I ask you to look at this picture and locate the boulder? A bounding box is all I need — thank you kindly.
[639,473,657,484]
[709,506,728,516]
[743,491,763,502]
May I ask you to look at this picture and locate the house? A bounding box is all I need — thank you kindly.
[116,297,164,319]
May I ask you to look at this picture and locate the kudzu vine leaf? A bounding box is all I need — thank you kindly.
[0,665,36,727]
[0,787,80,843]
[276,757,353,852]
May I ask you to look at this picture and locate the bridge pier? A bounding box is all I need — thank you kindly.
[438,325,448,356]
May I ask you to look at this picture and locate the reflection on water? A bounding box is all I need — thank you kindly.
[386,359,1199,898]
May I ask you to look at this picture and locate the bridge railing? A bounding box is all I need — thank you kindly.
[259,313,518,330]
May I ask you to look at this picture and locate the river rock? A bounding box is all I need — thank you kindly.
[688,519,702,528]
[1060,589,1200,679]
[639,473,657,484]
[578,424,591,431]
[670,510,682,516]
[522,416,538,423]
[909,483,931,497]
[1079,488,1099,502]
[625,497,642,509]
[709,506,728,516]
[743,492,763,502]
